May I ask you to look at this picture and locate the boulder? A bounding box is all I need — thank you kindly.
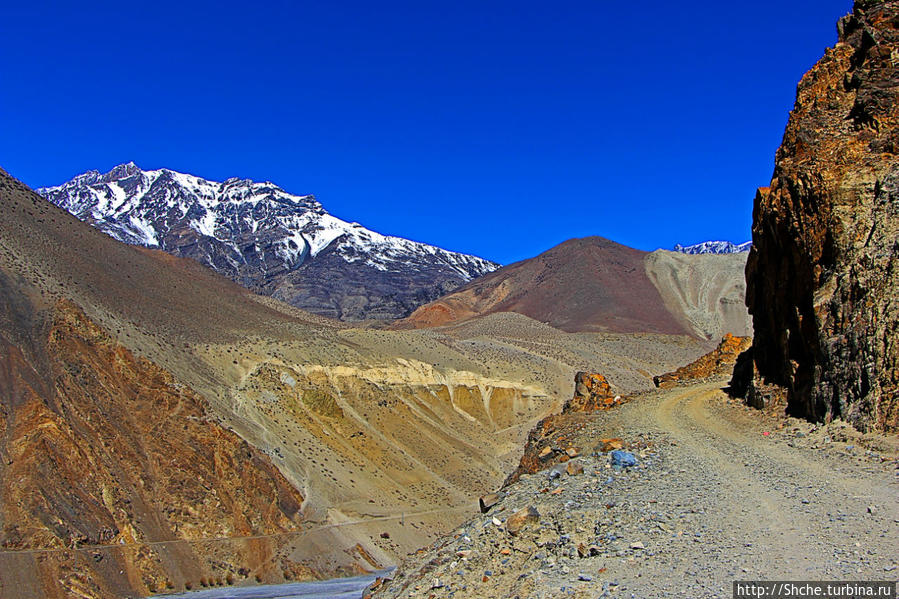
[564,372,618,413]
[504,506,540,536]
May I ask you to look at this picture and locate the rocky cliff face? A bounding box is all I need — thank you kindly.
[739,0,899,431]
[0,296,308,597]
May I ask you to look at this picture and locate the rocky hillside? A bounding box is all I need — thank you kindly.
[0,174,308,597]
[399,237,750,341]
[38,163,498,321]
[1,167,709,598]
[369,374,899,599]
[735,0,899,432]
[654,334,751,388]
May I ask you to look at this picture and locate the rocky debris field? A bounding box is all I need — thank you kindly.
[370,378,899,599]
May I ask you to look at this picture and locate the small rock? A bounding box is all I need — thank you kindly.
[600,438,624,451]
[539,446,553,458]
[566,461,584,476]
[630,541,645,550]
[610,450,637,468]
[579,573,593,582]
[500,548,511,555]
[505,506,540,536]
[867,505,877,514]
[432,578,443,589]
[492,517,503,527]
[566,447,580,458]
[479,492,501,513]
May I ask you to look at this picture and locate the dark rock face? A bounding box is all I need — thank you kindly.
[38,165,498,321]
[739,0,899,431]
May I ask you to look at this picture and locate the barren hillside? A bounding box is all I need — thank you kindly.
[0,170,709,598]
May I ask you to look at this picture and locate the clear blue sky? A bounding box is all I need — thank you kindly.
[1,0,852,264]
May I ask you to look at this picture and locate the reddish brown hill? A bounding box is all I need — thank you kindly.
[399,237,690,335]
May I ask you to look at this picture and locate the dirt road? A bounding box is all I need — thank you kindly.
[373,379,899,598]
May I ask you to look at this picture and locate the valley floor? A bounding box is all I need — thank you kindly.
[372,379,899,598]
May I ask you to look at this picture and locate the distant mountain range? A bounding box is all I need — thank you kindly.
[673,240,752,254]
[38,163,499,320]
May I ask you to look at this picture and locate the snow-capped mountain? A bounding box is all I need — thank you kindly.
[673,240,751,255]
[39,162,499,320]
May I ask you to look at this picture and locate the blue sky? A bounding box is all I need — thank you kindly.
[1,0,852,264]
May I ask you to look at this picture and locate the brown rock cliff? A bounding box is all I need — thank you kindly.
[737,0,899,431]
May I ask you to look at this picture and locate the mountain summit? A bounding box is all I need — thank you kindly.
[39,164,499,320]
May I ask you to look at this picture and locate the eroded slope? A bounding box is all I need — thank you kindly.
[0,169,710,598]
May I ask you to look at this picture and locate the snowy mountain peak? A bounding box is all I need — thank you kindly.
[673,240,751,255]
[38,163,499,320]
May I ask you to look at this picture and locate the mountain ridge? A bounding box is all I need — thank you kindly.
[38,163,499,321]
[3,166,716,597]
[673,240,751,254]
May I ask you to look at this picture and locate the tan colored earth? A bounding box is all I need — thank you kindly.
[0,169,744,598]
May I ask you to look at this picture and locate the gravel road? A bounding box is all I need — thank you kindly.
[372,379,899,598]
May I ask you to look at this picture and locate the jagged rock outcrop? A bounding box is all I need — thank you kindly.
[504,372,625,485]
[563,372,618,413]
[736,0,899,431]
[654,334,751,388]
